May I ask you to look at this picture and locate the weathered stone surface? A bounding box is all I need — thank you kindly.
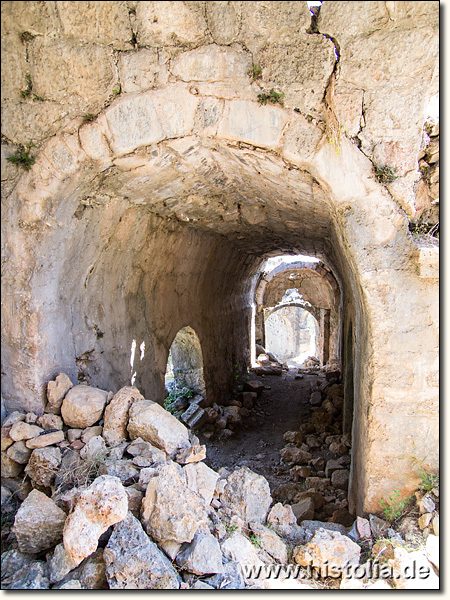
[2,411,26,428]
[47,374,73,412]
[104,512,180,589]
[267,503,300,540]
[128,399,190,458]
[13,490,67,554]
[221,532,264,582]
[293,528,361,576]
[1,427,14,451]
[9,421,43,441]
[79,435,106,460]
[118,48,160,94]
[57,1,132,50]
[176,532,223,575]
[81,425,103,443]
[6,440,32,464]
[61,385,108,429]
[175,443,206,465]
[26,430,65,449]
[1,452,24,477]
[172,45,251,83]
[418,493,436,514]
[67,429,83,443]
[1,550,44,588]
[76,548,108,590]
[100,458,140,483]
[127,438,167,467]
[205,1,240,45]
[135,1,207,47]
[141,461,208,544]
[56,580,83,589]
[183,461,220,507]
[249,521,288,564]
[3,559,50,589]
[220,467,271,524]
[25,446,62,487]
[305,476,331,492]
[37,413,63,431]
[63,475,128,567]
[48,543,78,584]
[103,386,144,446]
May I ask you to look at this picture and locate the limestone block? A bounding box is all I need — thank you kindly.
[220,466,272,524]
[104,512,180,589]
[63,475,128,567]
[28,37,117,108]
[105,94,164,155]
[183,461,220,507]
[267,502,299,538]
[318,1,390,40]
[26,430,65,449]
[217,100,288,149]
[128,399,190,458]
[100,458,140,484]
[47,373,73,409]
[239,1,311,53]
[176,532,223,575]
[171,45,251,83]
[25,446,62,487]
[9,421,43,441]
[249,521,288,563]
[78,118,113,162]
[149,85,199,139]
[293,528,361,576]
[135,2,208,47]
[205,1,240,45]
[220,532,264,582]
[141,460,208,544]
[283,113,323,163]
[57,1,132,50]
[81,425,103,443]
[61,385,108,428]
[13,490,67,554]
[415,246,439,279]
[118,48,159,93]
[103,386,145,446]
[37,413,64,430]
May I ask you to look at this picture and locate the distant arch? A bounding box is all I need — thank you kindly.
[165,326,205,395]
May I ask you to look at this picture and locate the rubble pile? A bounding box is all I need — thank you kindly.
[1,373,439,590]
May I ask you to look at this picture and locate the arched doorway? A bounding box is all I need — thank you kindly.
[165,326,205,396]
[265,305,319,366]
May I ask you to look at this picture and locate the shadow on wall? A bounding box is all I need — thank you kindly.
[165,326,205,396]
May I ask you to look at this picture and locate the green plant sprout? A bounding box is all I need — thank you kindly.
[6,143,36,171]
[257,89,285,106]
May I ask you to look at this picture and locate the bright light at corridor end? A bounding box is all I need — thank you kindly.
[307,1,322,11]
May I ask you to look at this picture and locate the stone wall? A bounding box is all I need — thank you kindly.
[1,1,439,515]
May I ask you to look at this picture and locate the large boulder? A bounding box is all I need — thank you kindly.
[63,475,128,567]
[176,532,223,575]
[61,385,108,428]
[127,399,191,458]
[104,512,180,589]
[220,467,272,524]
[25,446,62,487]
[103,386,144,446]
[13,490,67,554]
[47,373,73,412]
[141,460,208,544]
[293,528,361,576]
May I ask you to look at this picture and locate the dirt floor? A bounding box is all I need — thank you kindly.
[201,369,323,492]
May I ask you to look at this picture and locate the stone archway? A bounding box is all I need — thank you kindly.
[264,305,318,365]
[1,2,439,514]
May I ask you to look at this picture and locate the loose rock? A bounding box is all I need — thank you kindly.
[104,512,180,589]
[220,466,271,524]
[26,430,65,449]
[47,373,73,412]
[63,475,128,567]
[293,528,361,576]
[9,421,43,442]
[103,386,145,446]
[13,490,67,554]
[61,385,108,428]
[25,446,62,487]
[176,532,223,575]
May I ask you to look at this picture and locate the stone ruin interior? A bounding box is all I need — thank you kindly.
[1,0,439,591]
